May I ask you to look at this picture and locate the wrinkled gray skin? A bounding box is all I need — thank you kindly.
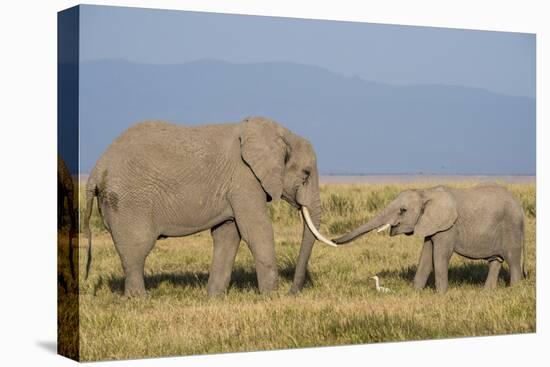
[334,185,526,292]
[58,155,76,279]
[84,117,324,297]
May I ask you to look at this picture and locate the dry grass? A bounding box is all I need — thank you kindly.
[60,181,535,361]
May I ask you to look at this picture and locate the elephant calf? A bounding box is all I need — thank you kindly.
[333,184,526,292]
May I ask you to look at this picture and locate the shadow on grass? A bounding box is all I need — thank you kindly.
[378,262,510,288]
[94,262,311,295]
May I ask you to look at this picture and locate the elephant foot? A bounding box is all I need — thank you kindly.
[258,281,278,294]
[124,277,147,297]
[289,282,307,295]
[257,280,278,296]
[258,286,277,295]
[206,287,228,298]
[123,288,148,298]
[256,268,278,294]
[288,287,300,296]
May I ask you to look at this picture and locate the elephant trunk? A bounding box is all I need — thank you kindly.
[290,197,321,294]
[290,171,333,294]
[333,208,392,244]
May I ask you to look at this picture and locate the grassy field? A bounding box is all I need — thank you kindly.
[59,181,536,361]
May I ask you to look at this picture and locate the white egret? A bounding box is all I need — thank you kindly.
[370,275,392,293]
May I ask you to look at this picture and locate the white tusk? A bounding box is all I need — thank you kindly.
[301,206,338,247]
[377,223,391,233]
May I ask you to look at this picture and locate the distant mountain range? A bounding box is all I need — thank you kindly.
[77,59,535,175]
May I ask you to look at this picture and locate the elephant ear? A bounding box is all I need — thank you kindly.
[414,187,458,238]
[240,117,288,201]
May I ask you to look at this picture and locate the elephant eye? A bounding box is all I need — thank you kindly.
[302,169,311,182]
[400,207,407,214]
[284,150,290,164]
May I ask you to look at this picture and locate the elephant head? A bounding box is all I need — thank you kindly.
[240,117,336,293]
[333,186,458,244]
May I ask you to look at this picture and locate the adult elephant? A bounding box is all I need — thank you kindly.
[84,117,336,297]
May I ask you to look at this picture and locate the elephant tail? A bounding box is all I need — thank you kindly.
[84,182,97,281]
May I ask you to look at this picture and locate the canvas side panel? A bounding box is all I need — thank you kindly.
[57,5,80,362]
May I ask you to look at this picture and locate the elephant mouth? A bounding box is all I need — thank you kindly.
[389,224,413,236]
[282,193,300,209]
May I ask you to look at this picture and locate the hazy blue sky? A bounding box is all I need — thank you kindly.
[80,5,535,98]
[73,5,535,175]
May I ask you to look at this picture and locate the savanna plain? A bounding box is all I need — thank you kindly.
[58,179,536,361]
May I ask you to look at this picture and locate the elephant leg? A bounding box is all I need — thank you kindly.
[484,259,503,290]
[112,229,156,297]
[507,253,523,286]
[503,231,524,286]
[231,191,278,294]
[207,220,241,297]
[413,239,434,289]
[433,237,454,293]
